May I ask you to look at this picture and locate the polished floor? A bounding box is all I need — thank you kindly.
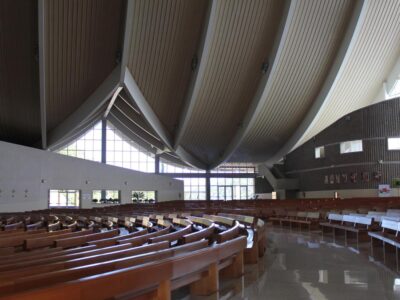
[174,225,400,300]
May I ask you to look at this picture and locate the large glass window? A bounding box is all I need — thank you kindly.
[175,178,206,200]
[49,190,80,208]
[389,79,400,98]
[106,122,155,173]
[388,137,400,150]
[340,140,363,154]
[160,159,206,174]
[211,163,257,174]
[315,146,325,159]
[58,122,102,162]
[210,178,254,200]
[92,190,120,204]
[132,191,156,203]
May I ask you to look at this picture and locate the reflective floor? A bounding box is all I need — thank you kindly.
[174,225,400,300]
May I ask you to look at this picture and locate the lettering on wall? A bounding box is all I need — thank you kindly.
[342,173,348,183]
[361,172,370,182]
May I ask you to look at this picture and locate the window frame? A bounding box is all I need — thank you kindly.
[340,140,363,154]
[388,137,400,150]
[314,146,325,159]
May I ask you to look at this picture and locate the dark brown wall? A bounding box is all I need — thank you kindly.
[284,98,400,191]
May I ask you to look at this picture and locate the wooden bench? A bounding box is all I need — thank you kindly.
[0,237,246,299]
[118,226,171,246]
[25,221,43,231]
[0,229,72,249]
[182,223,215,244]
[55,229,119,249]
[24,228,94,250]
[47,221,61,232]
[87,228,148,248]
[0,240,211,296]
[0,241,171,294]
[320,214,373,248]
[0,245,97,266]
[369,219,400,271]
[215,221,241,243]
[149,224,192,245]
[3,221,24,231]
[288,212,321,231]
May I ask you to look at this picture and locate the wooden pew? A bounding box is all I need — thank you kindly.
[0,245,97,266]
[320,213,343,240]
[3,221,24,231]
[287,212,321,231]
[0,237,246,300]
[0,240,209,295]
[148,224,192,245]
[0,242,169,285]
[55,229,119,249]
[118,226,171,246]
[182,223,215,244]
[215,221,241,243]
[24,228,94,250]
[0,229,72,249]
[320,214,373,248]
[87,228,148,248]
[369,219,400,271]
[25,221,43,231]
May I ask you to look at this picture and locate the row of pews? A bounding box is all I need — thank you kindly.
[0,209,266,299]
[270,206,400,273]
[73,196,400,219]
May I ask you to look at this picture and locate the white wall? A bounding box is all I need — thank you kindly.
[0,141,183,212]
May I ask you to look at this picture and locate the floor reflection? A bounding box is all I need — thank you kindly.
[173,225,400,299]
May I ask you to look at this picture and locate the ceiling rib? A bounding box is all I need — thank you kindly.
[120,0,135,82]
[265,0,365,165]
[38,0,47,149]
[47,66,121,149]
[109,107,164,149]
[113,98,158,137]
[123,69,207,169]
[104,87,123,118]
[108,112,163,152]
[208,0,292,169]
[173,0,218,149]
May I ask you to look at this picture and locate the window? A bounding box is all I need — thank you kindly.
[210,177,254,200]
[340,140,363,154]
[175,178,206,200]
[132,191,156,203]
[58,122,102,162]
[388,79,400,98]
[49,190,80,208]
[211,163,257,174]
[92,190,120,204]
[106,122,155,173]
[159,159,206,174]
[315,146,325,159]
[388,137,400,150]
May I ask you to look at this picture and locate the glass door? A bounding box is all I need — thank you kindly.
[240,186,248,200]
[225,186,233,200]
[218,186,225,200]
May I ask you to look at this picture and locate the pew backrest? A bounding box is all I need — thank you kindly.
[327,213,343,222]
[381,219,400,233]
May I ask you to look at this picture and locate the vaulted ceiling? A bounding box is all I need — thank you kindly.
[1,0,400,169]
